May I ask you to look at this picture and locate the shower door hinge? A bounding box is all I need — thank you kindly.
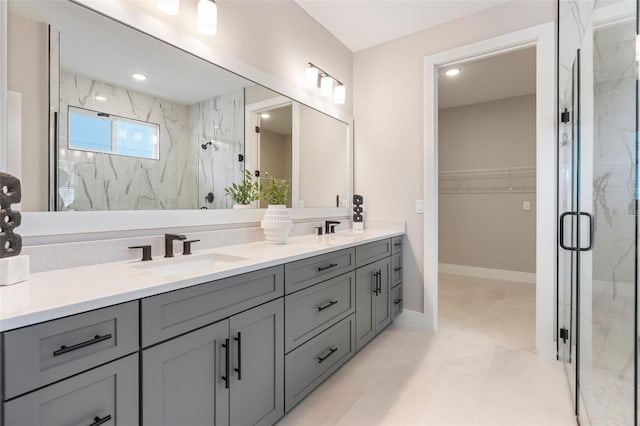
[559,327,569,342]
[560,109,570,123]
[255,126,261,133]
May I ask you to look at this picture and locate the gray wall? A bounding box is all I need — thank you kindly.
[353,2,554,313]
[438,94,536,274]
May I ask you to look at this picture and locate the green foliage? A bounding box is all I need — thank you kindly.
[261,172,289,205]
[224,170,260,205]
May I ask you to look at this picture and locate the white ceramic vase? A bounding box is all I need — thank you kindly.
[233,203,252,209]
[261,204,293,244]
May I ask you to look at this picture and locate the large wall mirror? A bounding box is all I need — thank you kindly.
[6,0,350,215]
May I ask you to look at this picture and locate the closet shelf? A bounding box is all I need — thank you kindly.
[439,166,536,194]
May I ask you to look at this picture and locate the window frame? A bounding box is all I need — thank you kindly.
[67,105,161,160]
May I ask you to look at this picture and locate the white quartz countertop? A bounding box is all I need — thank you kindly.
[0,229,404,332]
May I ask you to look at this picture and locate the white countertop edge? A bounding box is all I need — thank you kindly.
[0,230,404,332]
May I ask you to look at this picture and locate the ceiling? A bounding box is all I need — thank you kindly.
[295,0,511,51]
[438,47,536,109]
[10,1,250,105]
[260,105,293,136]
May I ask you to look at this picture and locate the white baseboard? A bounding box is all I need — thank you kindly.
[439,263,536,284]
[394,309,426,329]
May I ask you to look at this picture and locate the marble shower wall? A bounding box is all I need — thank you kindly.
[191,89,245,210]
[592,19,636,287]
[57,71,197,210]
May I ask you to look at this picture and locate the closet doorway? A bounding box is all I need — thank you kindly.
[437,48,537,352]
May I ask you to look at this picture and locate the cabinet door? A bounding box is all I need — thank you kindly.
[5,354,138,426]
[355,262,377,351]
[143,320,230,426]
[229,299,284,426]
[374,258,392,334]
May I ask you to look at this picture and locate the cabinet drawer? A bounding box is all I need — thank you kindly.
[284,248,355,294]
[142,265,283,347]
[355,239,391,267]
[285,271,355,353]
[392,285,403,320]
[4,301,138,399]
[391,236,403,254]
[4,354,138,426]
[285,314,355,412]
[391,253,403,288]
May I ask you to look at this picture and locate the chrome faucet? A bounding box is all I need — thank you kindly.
[164,234,187,257]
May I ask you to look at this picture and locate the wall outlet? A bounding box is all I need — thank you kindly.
[415,199,424,214]
[523,201,531,211]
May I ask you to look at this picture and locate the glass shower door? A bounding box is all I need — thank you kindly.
[558,1,638,424]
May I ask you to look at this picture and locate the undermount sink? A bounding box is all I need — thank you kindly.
[134,253,248,276]
[325,232,367,244]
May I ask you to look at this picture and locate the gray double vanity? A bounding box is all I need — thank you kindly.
[0,232,404,425]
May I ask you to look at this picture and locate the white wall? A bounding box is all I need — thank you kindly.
[299,103,348,208]
[81,0,353,117]
[439,95,536,274]
[7,12,48,211]
[353,1,554,313]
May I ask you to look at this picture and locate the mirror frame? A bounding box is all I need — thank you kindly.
[0,0,353,238]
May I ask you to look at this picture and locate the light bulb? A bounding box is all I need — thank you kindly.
[132,73,147,81]
[320,75,333,97]
[156,0,179,15]
[198,0,217,36]
[445,68,460,77]
[305,66,319,88]
[333,84,346,104]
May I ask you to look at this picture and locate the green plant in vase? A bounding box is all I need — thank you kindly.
[260,173,289,206]
[224,170,260,208]
[260,172,292,244]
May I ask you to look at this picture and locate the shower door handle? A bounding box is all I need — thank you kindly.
[559,211,594,252]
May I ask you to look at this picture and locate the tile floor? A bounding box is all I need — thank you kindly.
[278,273,577,426]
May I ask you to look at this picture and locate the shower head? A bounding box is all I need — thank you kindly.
[201,141,213,150]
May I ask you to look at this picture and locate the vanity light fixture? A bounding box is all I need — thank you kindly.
[156,0,179,15]
[306,62,345,104]
[445,68,460,77]
[305,65,319,88]
[320,75,333,97]
[94,95,107,102]
[198,0,217,36]
[132,73,148,81]
[333,84,346,105]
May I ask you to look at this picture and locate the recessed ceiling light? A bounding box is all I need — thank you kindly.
[94,95,107,102]
[445,68,460,77]
[261,113,270,119]
[132,73,147,81]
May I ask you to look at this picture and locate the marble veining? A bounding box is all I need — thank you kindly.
[57,71,197,210]
[191,89,245,209]
[56,73,246,211]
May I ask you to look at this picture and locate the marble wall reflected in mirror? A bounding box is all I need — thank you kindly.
[7,0,349,212]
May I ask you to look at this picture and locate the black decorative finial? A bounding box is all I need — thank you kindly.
[0,172,22,258]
